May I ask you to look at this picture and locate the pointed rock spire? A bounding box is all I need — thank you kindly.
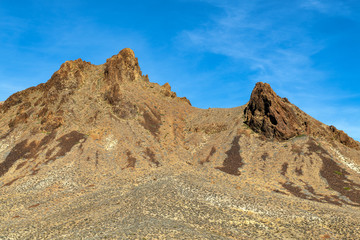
[244,82,303,140]
[244,82,360,149]
[104,48,143,83]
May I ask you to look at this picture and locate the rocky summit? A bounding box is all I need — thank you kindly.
[0,48,360,239]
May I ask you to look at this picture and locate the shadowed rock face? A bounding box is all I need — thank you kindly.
[244,82,360,150]
[244,82,303,140]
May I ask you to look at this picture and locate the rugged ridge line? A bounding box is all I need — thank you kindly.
[1,48,360,239]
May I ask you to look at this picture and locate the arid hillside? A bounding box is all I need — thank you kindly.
[0,49,359,239]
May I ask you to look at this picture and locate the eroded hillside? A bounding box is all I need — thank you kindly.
[0,49,359,239]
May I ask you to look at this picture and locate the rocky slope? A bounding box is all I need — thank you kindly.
[0,48,360,239]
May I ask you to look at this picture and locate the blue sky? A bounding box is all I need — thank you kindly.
[0,0,359,140]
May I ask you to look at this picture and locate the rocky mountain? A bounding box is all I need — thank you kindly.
[0,48,359,239]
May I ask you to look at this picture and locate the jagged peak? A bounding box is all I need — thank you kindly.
[46,58,93,91]
[244,82,360,149]
[1,52,356,149]
[252,82,277,96]
[55,58,92,77]
[106,48,136,61]
[161,82,171,91]
[104,48,143,83]
[244,82,302,140]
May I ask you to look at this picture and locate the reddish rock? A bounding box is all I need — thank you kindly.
[244,82,303,140]
[329,125,360,150]
[244,82,360,150]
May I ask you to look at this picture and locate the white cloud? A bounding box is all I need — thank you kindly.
[300,0,351,16]
[177,0,360,140]
[178,0,326,87]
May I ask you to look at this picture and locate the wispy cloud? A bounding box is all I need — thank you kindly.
[179,0,328,87]
[176,0,360,140]
[300,0,352,16]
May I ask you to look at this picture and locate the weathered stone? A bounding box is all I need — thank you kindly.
[329,125,360,150]
[244,82,303,140]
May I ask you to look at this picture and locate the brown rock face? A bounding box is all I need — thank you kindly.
[244,82,360,150]
[104,48,144,83]
[160,82,191,105]
[47,58,92,91]
[329,125,360,150]
[244,82,303,140]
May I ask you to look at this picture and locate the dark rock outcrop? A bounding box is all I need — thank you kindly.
[244,82,303,140]
[244,82,360,150]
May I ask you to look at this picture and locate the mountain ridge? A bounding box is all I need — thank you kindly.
[0,48,360,239]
